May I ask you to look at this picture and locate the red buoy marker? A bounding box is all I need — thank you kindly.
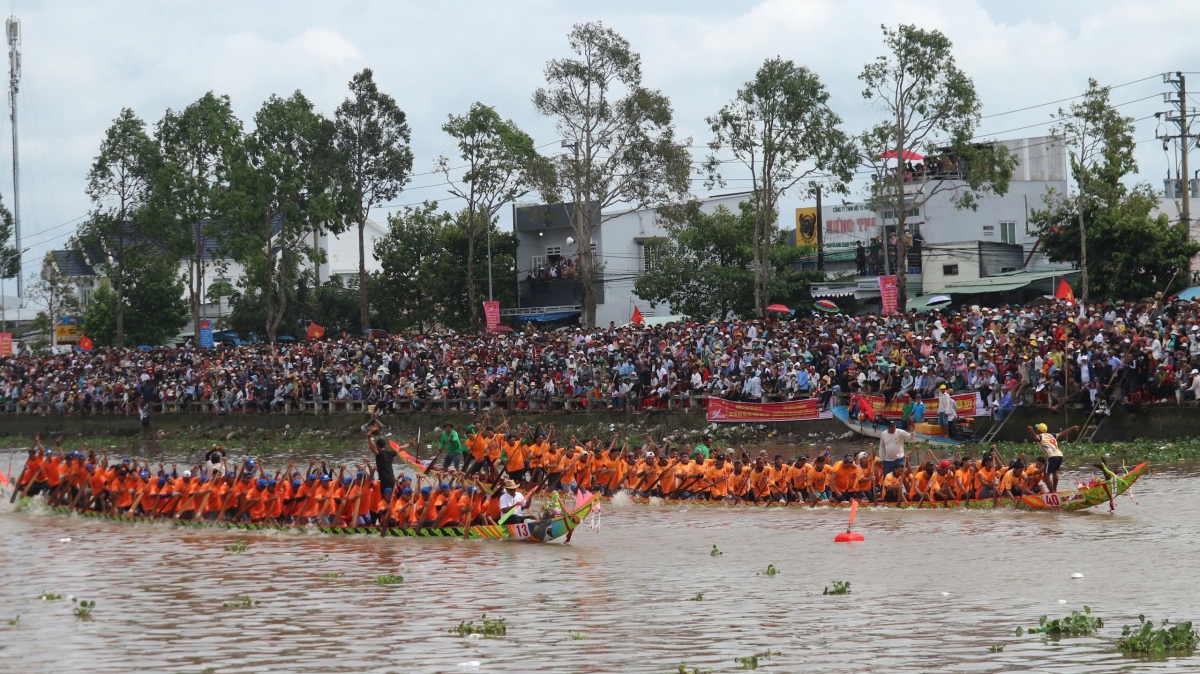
[835,499,865,542]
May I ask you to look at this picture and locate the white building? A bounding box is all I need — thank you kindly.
[511,192,752,327]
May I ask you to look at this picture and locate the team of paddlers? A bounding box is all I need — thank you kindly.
[9,408,1070,526]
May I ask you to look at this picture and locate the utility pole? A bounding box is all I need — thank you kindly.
[6,17,19,303]
[815,185,824,272]
[1160,72,1197,274]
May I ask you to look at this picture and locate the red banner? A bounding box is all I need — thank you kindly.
[707,397,827,423]
[0,332,11,357]
[854,392,983,419]
[484,301,501,332]
[879,275,898,314]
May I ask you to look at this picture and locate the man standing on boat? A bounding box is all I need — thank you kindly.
[879,419,914,476]
[366,421,414,495]
[1027,423,1077,493]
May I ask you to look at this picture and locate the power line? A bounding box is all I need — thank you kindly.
[979,73,1163,119]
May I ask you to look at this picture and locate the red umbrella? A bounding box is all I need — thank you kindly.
[490,325,514,333]
[765,304,791,313]
[879,150,924,161]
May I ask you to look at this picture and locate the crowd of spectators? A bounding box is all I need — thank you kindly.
[525,256,578,294]
[3,296,1200,419]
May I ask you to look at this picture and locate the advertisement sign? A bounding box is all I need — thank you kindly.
[854,392,985,419]
[198,319,213,349]
[794,207,818,247]
[483,301,501,332]
[55,315,81,344]
[878,275,898,314]
[706,397,834,423]
[0,332,11,356]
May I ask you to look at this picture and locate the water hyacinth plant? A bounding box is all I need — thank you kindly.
[735,650,781,669]
[72,599,95,620]
[1022,606,1103,636]
[710,545,722,557]
[763,564,778,577]
[324,572,346,579]
[377,574,404,586]
[221,596,259,609]
[1117,616,1199,654]
[688,592,705,601]
[451,615,507,638]
[823,581,851,595]
[38,592,64,601]
[223,540,248,553]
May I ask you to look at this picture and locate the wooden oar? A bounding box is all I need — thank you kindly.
[498,486,539,525]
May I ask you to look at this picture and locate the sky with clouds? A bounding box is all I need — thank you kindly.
[5,0,1200,285]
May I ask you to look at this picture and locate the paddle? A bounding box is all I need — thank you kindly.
[497,485,539,525]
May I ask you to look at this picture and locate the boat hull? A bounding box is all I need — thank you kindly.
[830,405,967,446]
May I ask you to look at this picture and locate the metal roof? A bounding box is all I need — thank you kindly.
[51,249,95,278]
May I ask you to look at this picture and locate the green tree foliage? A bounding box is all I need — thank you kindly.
[705,57,856,316]
[858,24,1016,309]
[634,200,821,320]
[85,254,187,346]
[77,108,159,348]
[334,68,414,330]
[439,102,551,329]
[227,91,340,344]
[533,22,691,327]
[372,201,516,333]
[151,92,243,339]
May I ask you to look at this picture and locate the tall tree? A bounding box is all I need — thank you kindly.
[705,57,856,316]
[334,68,414,330]
[533,22,691,328]
[859,24,1016,309]
[84,253,188,347]
[439,102,551,329]
[373,201,455,333]
[77,108,158,348]
[151,92,243,341]
[1050,79,1137,302]
[227,91,340,345]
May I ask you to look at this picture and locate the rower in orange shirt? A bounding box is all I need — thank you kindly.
[728,461,751,501]
[909,461,936,504]
[854,452,878,502]
[830,454,861,502]
[807,454,836,503]
[929,461,956,501]
[748,457,774,503]
[881,463,908,503]
[974,455,1000,499]
[954,457,976,500]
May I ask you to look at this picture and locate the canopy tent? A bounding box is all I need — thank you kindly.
[879,150,924,161]
[1174,286,1200,301]
[907,269,1080,312]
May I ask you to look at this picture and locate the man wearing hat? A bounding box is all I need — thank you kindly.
[937,384,957,436]
[498,479,530,524]
[1027,422,1078,493]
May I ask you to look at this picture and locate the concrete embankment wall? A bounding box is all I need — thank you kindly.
[0,405,1197,443]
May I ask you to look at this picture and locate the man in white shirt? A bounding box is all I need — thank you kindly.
[498,479,529,524]
[879,419,914,475]
[937,384,957,428]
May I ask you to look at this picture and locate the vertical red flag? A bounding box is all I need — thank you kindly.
[483,301,501,332]
[78,335,94,352]
[306,322,325,341]
[1055,278,1075,305]
[631,306,644,325]
[848,498,859,526]
[878,275,898,314]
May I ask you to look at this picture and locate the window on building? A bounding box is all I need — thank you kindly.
[881,208,920,220]
[1000,266,1018,273]
[641,243,657,272]
[531,255,546,271]
[943,264,959,276]
[545,245,561,256]
[982,225,995,236]
[999,221,1017,244]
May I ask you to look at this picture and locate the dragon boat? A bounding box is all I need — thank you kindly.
[609,461,1148,512]
[43,496,595,543]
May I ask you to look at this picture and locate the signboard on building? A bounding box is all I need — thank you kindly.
[0,332,11,356]
[822,203,879,250]
[198,319,213,349]
[55,315,81,344]
[794,207,818,247]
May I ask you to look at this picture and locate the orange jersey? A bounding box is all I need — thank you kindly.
[831,460,860,493]
[808,464,835,492]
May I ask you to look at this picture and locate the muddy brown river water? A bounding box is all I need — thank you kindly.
[0,453,1197,673]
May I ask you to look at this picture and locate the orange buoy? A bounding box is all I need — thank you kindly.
[835,531,864,542]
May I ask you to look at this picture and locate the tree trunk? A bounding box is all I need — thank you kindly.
[574,202,596,329]
[761,193,773,311]
[358,218,370,329]
[191,225,202,342]
[751,207,763,317]
[895,209,909,313]
[466,226,478,330]
[1077,199,1088,303]
[114,257,124,350]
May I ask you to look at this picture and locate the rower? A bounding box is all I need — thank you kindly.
[498,479,529,524]
[1027,423,1077,493]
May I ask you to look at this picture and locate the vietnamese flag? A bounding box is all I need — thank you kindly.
[306,322,325,341]
[78,335,94,352]
[1055,278,1075,306]
[631,306,644,325]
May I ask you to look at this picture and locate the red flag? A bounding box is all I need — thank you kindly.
[306,322,325,341]
[631,306,644,325]
[849,499,859,526]
[1055,278,1075,306]
[78,335,94,352]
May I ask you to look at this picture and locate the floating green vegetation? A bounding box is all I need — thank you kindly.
[734,650,781,669]
[8,615,18,626]
[72,599,95,620]
[1118,616,1199,654]
[989,645,1005,652]
[377,574,404,586]
[316,553,331,562]
[823,581,851,595]
[688,592,705,602]
[223,540,248,553]
[324,572,346,579]
[710,545,722,557]
[676,664,712,674]
[763,564,778,577]
[222,596,259,610]
[451,614,507,638]
[1022,606,1103,636]
[571,632,587,640]
[38,592,64,601]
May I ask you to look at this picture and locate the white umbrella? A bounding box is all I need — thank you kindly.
[927,295,952,306]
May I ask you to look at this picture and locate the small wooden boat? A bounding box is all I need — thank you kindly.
[831,404,967,446]
[44,497,595,543]
[606,462,1148,512]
